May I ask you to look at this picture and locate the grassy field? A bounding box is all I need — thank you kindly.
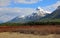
[0,25,60,38]
[0,32,59,38]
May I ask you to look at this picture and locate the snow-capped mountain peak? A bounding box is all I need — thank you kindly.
[36,7,44,11]
[2,7,51,23]
[35,7,51,17]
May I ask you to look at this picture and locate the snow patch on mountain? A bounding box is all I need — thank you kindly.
[16,7,51,20]
[35,7,51,17]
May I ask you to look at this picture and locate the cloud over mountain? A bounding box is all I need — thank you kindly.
[0,7,35,22]
[0,8,35,15]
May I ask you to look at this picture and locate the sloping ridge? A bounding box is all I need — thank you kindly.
[9,16,26,23]
[39,6,60,24]
[44,6,60,19]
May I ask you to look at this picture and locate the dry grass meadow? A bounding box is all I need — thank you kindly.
[0,32,59,38]
[0,25,60,38]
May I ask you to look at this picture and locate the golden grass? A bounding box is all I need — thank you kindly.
[0,32,59,38]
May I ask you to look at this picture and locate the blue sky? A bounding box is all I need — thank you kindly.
[10,0,57,8]
[0,0,60,22]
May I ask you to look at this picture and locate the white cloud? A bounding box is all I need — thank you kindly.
[45,1,60,12]
[0,15,16,22]
[14,0,43,4]
[0,7,35,22]
[0,0,11,6]
[0,8,35,15]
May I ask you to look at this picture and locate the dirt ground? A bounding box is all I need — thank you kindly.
[0,32,59,38]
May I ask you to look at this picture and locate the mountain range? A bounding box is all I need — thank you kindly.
[1,6,60,23]
[8,7,51,23]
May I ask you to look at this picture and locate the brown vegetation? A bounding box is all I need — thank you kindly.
[0,25,60,35]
